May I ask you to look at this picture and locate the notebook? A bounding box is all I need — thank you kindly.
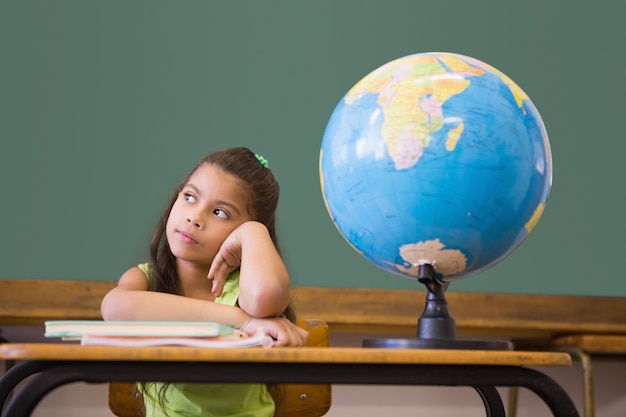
[44,320,234,340]
[80,331,273,348]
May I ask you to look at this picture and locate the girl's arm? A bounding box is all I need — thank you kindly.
[208,221,290,318]
[101,266,307,346]
[101,266,250,326]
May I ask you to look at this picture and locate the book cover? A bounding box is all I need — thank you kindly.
[45,320,234,340]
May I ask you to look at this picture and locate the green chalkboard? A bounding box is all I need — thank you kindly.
[1,1,624,296]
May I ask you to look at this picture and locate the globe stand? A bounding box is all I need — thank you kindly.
[363,264,513,350]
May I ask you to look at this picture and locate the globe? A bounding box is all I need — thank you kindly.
[320,52,552,283]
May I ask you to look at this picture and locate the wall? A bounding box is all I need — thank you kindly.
[1,1,624,296]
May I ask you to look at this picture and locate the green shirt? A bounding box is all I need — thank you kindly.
[138,264,275,417]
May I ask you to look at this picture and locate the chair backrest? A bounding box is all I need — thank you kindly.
[108,319,331,417]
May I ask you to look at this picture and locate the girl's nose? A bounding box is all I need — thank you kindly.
[186,215,202,229]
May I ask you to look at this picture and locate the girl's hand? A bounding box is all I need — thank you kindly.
[241,317,309,347]
[207,225,244,296]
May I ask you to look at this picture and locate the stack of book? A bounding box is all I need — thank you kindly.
[44,320,272,348]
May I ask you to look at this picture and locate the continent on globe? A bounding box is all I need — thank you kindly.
[345,54,482,170]
[393,239,467,277]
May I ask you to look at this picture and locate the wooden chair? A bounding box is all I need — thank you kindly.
[109,319,332,417]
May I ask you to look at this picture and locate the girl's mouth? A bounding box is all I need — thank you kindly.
[177,231,198,244]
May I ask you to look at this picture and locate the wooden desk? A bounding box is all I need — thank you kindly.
[551,334,626,354]
[0,343,578,417]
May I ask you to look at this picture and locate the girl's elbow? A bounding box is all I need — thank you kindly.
[100,291,130,321]
[100,294,116,320]
[239,288,289,318]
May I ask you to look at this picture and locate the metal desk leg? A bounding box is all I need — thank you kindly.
[1,363,76,417]
[0,361,52,414]
[507,386,519,417]
[562,347,594,417]
[500,366,578,417]
[473,386,505,417]
[508,347,592,417]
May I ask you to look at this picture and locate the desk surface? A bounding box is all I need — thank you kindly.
[0,343,572,366]
[551,334,626,354]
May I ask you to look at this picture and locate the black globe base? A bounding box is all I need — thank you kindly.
[362,263,513,351]
[363,337,513,350]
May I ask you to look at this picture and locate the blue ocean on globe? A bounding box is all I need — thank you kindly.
[320,52,552,282]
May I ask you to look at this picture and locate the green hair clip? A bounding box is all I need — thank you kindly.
[255,154,269,168]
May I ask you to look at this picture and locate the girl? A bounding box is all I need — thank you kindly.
[101,147,308,417]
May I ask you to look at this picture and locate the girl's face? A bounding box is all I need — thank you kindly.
[166,164,253,269]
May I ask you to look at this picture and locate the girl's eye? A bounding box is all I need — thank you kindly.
[184,193,196,203]
[214,208,229,219]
